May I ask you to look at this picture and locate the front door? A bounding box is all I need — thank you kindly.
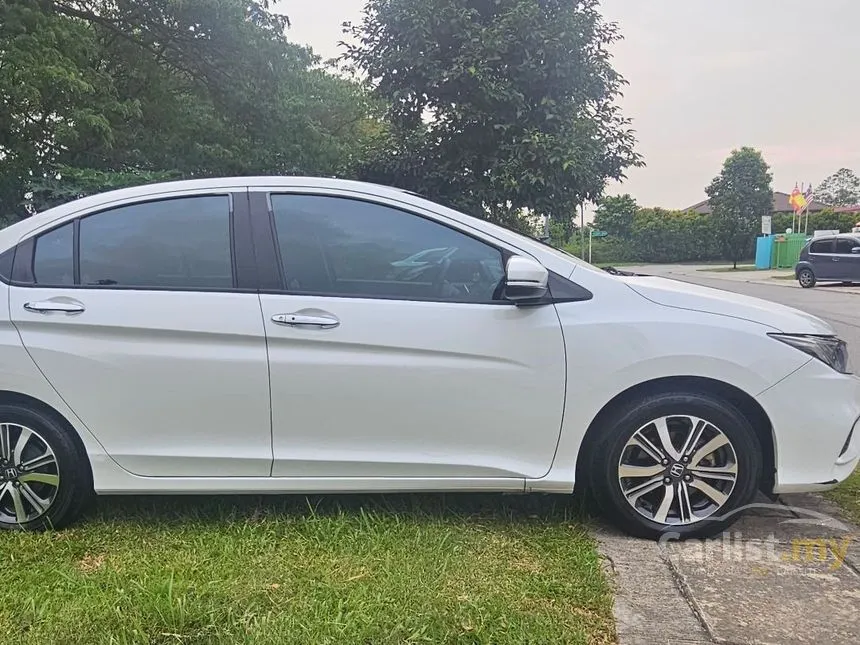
[8,192,272,477]
[807,237,836,280]
[833,237,860,282]
[255,192,567,480]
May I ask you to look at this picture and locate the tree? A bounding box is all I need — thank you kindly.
[816,168,860,207]
[1,0,376,217]
[593,194,638,238]
[343,0,643,229]
[705,147,773,269]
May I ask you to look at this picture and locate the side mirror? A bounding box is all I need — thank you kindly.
[852,247,860,254]
[504,255,549,303]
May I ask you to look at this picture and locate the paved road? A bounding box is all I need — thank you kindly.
[627,265,860,367]
[599,265,860,645]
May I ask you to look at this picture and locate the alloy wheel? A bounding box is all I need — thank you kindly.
[799,270,814,287]
[617,415,738,526]
[0,423,60,524]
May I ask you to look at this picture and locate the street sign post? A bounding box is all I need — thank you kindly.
[761,215,772,236]
[589,230,608,263]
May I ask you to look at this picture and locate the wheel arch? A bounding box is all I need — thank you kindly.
[575,375,775,494]
[0,390,94,489]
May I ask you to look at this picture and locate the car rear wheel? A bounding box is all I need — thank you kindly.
[0,405,91,531]
[588,391,761,540]
[798,268,816,288]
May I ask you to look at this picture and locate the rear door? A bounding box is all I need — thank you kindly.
[8,191,273,477]
[252,190,568,480]
[834,237,860,282]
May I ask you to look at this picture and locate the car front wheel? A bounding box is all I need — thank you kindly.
[798,268,816,288]
[0,405,91,531]
[589,391,761,540]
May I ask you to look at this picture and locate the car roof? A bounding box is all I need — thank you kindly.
[0,175,605,280]
[0,177,428,250]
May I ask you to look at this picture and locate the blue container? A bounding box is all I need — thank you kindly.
[755,235,773,269]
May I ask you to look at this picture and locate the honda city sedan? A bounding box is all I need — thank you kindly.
[0,177,857,539]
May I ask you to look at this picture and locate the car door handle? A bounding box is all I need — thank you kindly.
[24,300,85,314]
[272,313,340,329]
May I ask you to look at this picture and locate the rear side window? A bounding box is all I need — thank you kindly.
[809,239,832,253]
[79,196,233,288]
[33,222,74,285]
[19,195,234,290]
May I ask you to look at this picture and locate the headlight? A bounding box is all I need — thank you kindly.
[769,333,851,374]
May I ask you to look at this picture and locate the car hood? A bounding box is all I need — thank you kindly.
[621,276,835,335]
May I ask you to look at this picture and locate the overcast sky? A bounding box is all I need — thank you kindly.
[277,0,860,210]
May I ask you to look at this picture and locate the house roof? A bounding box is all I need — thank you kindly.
[685,191,829,214]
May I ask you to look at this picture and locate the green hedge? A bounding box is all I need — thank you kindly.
[565,207,859,265]
[566,208,727,264]
[771,210,859,235]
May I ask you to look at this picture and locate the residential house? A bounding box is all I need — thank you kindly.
[684,191,829,215]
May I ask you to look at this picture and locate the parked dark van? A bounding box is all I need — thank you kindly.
[795,234,860,288]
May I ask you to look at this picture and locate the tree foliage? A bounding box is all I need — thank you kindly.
[816,168,860,207]
[593,194,638,238]
[344,0,643,229]
[1,0,375,216]
[705,147,773,268]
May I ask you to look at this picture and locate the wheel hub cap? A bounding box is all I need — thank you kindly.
[0,423,60,524]
[617,415,738,526]
[668,462,685,478]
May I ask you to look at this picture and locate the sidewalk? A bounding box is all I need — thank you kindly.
[624,264,860,296]
[597,493,860,645]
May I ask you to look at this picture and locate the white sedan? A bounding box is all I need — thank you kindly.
[0,177,857,539]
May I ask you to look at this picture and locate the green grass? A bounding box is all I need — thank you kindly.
[0,494,614,645]
[825,469,860,526]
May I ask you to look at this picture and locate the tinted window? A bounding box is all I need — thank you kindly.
[270,195,505,302]
[33,223,74,285]
[835,238,858,254]
[79,196,233,289]
[809,239,832,254]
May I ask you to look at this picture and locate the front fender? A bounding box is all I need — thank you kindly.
[528,302,808,492]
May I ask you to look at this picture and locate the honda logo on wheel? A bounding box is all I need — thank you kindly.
[669,463,685,478]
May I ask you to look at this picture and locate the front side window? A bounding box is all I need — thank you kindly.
[270,194,505,302]
[78,195,233,289]
[835,238,859,254]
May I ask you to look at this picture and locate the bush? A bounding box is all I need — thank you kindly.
[580,208,732,265]
[565,236,634,265]
[772,209,858,235]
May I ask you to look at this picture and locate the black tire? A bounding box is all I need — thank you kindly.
[798,268,816,288]
[842,281,853,286]
[588,391,762,540]
[0,404,92,531]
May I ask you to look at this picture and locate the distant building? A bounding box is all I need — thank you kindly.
[832,205,860,214]
[684,191,830,215]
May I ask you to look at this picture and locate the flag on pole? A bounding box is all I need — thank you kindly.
[789,184,806,212]
[803,183,814,208]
